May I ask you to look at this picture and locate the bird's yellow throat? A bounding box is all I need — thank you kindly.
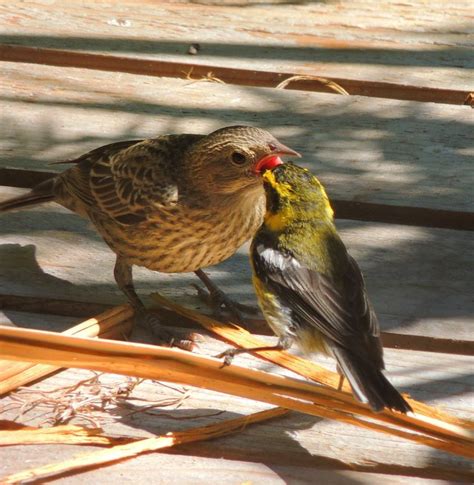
[262,168,334,232]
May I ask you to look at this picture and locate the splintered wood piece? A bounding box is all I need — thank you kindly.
[0,421,130,446]
[1,294,472,355]
[0,304,134,395]
[151,293,474,436]
[0,407,288,484]
[0,325,472,460]
[151,293,341,389]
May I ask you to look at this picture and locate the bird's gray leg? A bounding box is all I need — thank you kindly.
[194,269,259,323]
[114,256,196,351]
[113,256,143,311]
[216,335,294,367]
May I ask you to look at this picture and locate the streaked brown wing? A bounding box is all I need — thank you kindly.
[58,140,141,211]
[89,139,181,224]
[60,136,204,225]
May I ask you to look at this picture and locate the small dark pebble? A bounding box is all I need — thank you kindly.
[188,43,201,55]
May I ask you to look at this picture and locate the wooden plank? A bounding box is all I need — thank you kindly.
[0,64,472,213]
[0,443,465,484]
[0,0,472,92]
[0,309,81,332]
[0,186,472,343]
[0,333,472,481]
[0,3,471,481]
[1,44,471,106]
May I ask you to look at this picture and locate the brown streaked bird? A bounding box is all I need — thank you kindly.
[0,126,299,348]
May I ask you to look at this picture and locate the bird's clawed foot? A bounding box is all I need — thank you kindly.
[215,343,283,368]
[193,283,259,324]
[135,309,200,351]
[215,347,242,367]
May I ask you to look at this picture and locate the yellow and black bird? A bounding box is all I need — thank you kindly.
[219,162,412,413]
[0,126,298,348]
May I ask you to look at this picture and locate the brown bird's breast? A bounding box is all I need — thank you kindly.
[92,192,266,273]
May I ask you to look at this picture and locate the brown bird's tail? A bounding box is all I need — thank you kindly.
[333,347,412,414]
[0,179,56,212]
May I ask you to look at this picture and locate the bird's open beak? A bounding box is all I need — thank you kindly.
[254,143,301,174]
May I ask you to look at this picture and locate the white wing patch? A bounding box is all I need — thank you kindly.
[256,245,301,271]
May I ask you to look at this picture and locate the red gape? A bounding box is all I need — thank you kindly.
[254,154,284,174]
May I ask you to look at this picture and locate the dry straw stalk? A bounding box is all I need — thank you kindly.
[0,321,472,459]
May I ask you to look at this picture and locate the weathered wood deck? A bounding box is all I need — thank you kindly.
[0,1,472,483]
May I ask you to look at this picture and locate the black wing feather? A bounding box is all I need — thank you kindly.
[252,236,381,363]
[252,232,410,412]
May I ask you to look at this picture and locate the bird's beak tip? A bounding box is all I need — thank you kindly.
[254,143,301,173]
[276,143,301,159]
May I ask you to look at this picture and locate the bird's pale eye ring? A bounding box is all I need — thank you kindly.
[231,151,247,166]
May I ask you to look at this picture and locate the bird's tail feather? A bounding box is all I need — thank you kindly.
[0,179,55,212]
[333,347,412,414]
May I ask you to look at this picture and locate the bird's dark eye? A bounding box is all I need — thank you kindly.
[231,151,247,165]
[268,143,277,151]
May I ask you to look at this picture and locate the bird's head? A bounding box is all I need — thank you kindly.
[262,162,334,229]
[186,126,299,196]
